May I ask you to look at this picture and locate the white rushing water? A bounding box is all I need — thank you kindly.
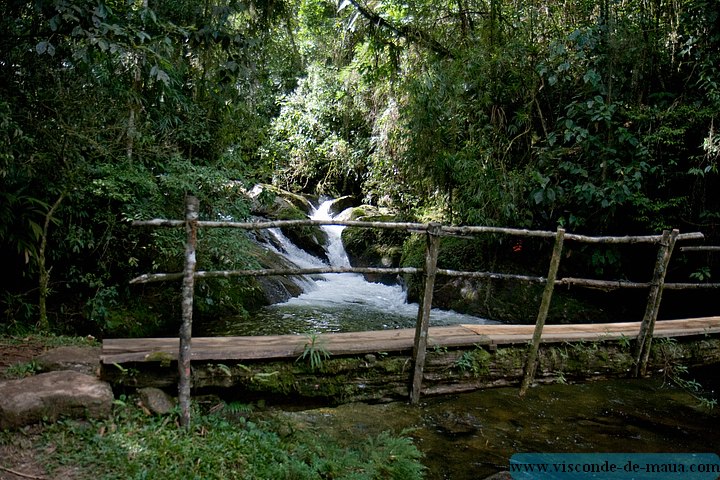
[257,199,496,333]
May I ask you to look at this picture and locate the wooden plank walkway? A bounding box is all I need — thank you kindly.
[101,316,720,365]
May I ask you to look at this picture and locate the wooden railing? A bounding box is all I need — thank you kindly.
[131,196,716,424]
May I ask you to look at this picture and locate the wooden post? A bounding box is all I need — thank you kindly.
[179,196,199,427]
[519,227,565,396]
[409,222,441,405]
[633,229,679,377]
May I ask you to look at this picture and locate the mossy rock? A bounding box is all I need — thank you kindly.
[327,195,357,216]
[335,205,389,221]
[247,243,306,304]
[341,214,410,285]
[248,184,314,216]
[276,206,329,262]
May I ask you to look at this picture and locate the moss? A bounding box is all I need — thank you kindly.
[351,207,367,218]
[342,219,409,269]
[493,347,526,374]
[455,347,493,377]
[144,351,174,367]
[276,205,328,258]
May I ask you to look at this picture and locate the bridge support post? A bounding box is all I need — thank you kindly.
[633,229,678,377]
[410,222,441,405]
[179,196,199,427]
[519,227,565,397]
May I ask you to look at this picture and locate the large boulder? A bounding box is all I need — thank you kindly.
[35,346,101,376]
[340,211,410,285]
[335,204,386,221]
[0,371,114,429]
[247,184,314,216]
[246,234,314,303]
[247,185,329,262]
[327,195,357,216]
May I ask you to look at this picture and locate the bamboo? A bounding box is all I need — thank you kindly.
[663,282,720,289]
[519,227,565,397]
[410,223,441,405]
[178,196,199,428]
[556,277,650,290]
[133,218,426,230]
[633,229,679,377]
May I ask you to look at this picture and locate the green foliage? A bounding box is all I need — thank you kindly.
[264,63,371,195]
[297,333,331,372]
[690,266,712,282]
[1,360,40,379]
[0,0,297,333]
[654,337,717,410]
[454,347,491,377]
[32,402,425,479]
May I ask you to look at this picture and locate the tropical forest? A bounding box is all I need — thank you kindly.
[2,0,719,334]
[1,0,719,478]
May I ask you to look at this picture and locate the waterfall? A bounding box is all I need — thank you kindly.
[244,198,496,335]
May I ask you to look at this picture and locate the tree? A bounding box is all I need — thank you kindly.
[0,0,298,333]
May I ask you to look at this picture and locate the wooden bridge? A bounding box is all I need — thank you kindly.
[122,196,720,424]
[102,317,720,365]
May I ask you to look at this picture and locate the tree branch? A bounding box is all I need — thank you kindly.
[0,465,46,480]
[345,0,453,58]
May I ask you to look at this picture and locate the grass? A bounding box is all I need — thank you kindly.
[1,398,425,480]
[2,359,40,379]
[0,332,99,348]
[296,333,331,372]
[0,333,425,478]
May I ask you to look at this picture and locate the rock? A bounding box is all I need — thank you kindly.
[256,276,305,304]
[364,353,377,365]
[431,411,483,435]
[341,215,409,285]
[35,346,101,376]
[247,185,329,261]
[250,241,310,303]
[248,184,313,216]
[0,371,114,429]
[327,195,357,216]
[336,204,385,221]
[138,387,175,415]
[280,223,329,262]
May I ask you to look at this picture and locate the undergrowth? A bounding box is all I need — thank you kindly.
[31,399,425,479]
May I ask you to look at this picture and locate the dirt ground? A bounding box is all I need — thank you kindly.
[0,339,80,480]
[0,340,47,372]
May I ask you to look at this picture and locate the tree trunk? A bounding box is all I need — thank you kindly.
[38,193,65,332]
[179,196,199,427]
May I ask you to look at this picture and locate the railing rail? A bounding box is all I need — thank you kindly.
[130,197,715,424]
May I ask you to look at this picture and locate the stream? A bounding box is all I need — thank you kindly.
[277,372,719,479]
[204,199,497,336]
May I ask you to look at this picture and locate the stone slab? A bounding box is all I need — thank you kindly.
[0,371,113,429]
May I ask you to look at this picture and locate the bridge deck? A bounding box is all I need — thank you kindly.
[101,316,720,365]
